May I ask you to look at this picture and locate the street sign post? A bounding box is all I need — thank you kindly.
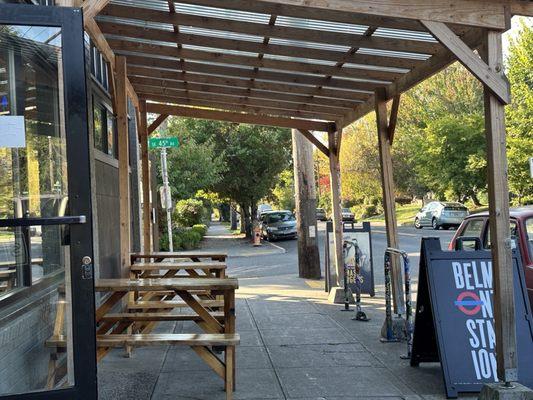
[149,136,179,251]
[529,157,533,178]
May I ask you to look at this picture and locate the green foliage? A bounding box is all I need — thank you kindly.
[270,169,295,211]
[506,20,533,204]
[173,198,205,227]
[192,224,208,236]
[160,226,204,251]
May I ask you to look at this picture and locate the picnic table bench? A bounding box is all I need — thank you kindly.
[46,277,239,399]
[130,261,227,278]
[130,251,227,264]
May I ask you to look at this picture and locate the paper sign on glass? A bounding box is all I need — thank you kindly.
[0,116,26,148]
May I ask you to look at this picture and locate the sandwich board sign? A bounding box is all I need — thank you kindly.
[325,221,375,296]
[411,237,533,398]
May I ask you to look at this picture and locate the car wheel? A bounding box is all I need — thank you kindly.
[414,218,422,229]
[432,218,440,230]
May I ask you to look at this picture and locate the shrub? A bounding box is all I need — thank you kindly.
[192,224,208,236]
[159,227,203,251]
[174,198,205,227]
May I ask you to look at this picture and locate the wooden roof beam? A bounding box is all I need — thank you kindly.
[108,40,380,92]
[140,94,335,122]
[298,129,330,157]
[147,114,169,135]
[175,0,508,30]
[129,76,361,109]
[145,103,335,132]
[100,5,441,55]
[127,64,370,102]
[134,85,347,116]
[100,22,424,70]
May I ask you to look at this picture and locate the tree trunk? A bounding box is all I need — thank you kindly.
[239,204,246,234]
[242,205,252,239]
[230,206,238,231]
[292,129,321,279]
[470,191,482,207]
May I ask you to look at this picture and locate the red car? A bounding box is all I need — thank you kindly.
[449,206,533,307]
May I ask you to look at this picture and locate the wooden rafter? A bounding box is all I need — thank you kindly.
[298,130,330,157]
[175,0,508,30]
[147,114,169,135]
[129,76,362,109]
[99,23,425,70]
[139,94,337,122]
[100,5,441,55]
[127,64,370,102]
[145,103,335,132]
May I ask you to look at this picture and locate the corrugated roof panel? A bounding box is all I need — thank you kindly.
[373,27,437,42]
[262,54,337,67]
[173,2,270,24]
[179,26,264,43]
[342,62,410,74]
[269,38,351,52]
[357,48,431,60]
[111,0,169,11]
[181,44,259,58]
[276,15,368,35]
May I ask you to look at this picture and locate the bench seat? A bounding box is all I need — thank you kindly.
[47,333,239,348]
[128,299,224,309]
[130,262,226,271]
[100,312,224,322]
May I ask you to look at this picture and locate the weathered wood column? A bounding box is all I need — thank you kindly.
[328,130,343,285]
[139,100,151,252]
[115,56,130,277]
[375,88,404,314]
[481,31,517,383]
[292,129,321,279]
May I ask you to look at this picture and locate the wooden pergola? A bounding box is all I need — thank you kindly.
[71,0,531,388]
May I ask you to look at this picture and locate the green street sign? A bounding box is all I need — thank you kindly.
[149,137,179,149]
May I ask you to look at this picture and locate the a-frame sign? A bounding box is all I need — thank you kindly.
[411,238,533,398]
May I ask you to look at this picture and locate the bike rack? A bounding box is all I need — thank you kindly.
[381,247,413,359]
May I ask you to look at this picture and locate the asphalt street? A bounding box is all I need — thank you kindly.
[228,222,457,293]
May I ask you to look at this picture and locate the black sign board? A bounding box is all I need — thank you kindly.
[411,238,533,398]
[325,221,375,296]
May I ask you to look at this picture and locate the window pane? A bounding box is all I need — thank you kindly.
[526,218,533,259]
[107,110,115,157]
[93,102,103,151]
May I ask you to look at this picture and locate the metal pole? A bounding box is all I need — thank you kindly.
[160,147,173,252]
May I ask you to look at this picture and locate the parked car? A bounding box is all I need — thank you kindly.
[257,204,273,219]
[414,201,469,230]
[448,206,533,307]
[316,208,327,221]
[341,208,355,222]
[260,210,297,241]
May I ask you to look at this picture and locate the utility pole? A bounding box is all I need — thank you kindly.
[292,129,321,279]
[160,147,173,252]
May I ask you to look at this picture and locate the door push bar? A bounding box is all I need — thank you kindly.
[0,216,86,227]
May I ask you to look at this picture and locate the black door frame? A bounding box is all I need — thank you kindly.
[0,4,97,400]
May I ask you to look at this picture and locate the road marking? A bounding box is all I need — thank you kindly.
[264,241,286,253]
[305,280,323,289]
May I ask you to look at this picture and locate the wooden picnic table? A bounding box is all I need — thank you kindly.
[130,261,227,279]
[130,251,227,264]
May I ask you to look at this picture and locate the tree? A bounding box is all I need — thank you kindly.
[269,169,295,211]
[506,20,533,204]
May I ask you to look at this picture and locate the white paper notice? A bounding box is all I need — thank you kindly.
[0,116,26,148]
[309,225,316,238]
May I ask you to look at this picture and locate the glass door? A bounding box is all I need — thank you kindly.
[0,5,96,400]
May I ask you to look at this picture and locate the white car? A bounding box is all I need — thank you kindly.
[414,201,469,230]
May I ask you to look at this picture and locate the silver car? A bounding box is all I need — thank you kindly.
[260,210,297,241]
[414,201,469,230]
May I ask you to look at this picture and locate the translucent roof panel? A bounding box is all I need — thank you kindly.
[262,54,338,67]
[111,0,170,12]
[373,27,437,42]
[179,26,265,43]
[343,62,410,74]
[181,44,259,58]
[276,15,368,35]
[174,2,271,24]
[269,38,351,52]
[357,48,432,61]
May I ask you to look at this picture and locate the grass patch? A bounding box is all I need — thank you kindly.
[364,204,422,226]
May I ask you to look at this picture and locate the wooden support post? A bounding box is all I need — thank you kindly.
[327,130,343,285]
[115,56,130,277]
[481,30,517,383]
[375,88,404,314]
[150,151,160,251]
[292,129,321,279]
[139,100,151,252]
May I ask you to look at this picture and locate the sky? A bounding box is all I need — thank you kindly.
[503,16,532,57]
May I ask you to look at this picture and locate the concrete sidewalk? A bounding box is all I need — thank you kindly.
[98,223,451,400]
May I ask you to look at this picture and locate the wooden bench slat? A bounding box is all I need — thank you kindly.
[95,278,238,292]
[46,333,239,348]
[100,312,224,322]
[130,262,226,271]
[128,300,224,309]
[131,252,227,260]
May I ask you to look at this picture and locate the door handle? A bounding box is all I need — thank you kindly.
[0,215,86,227]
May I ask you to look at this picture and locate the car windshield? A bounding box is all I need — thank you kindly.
[526,217,533,259]
[266,212,295,223]
[342,208,351,213]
